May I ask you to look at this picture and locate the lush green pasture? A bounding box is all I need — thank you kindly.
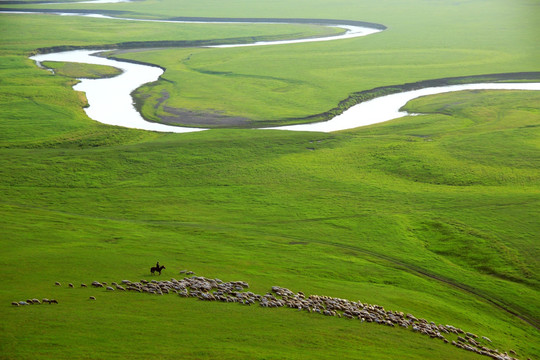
[1,86,540,358]
[0,0,539,359]
[41,61,122,79]
[0,13,341,54]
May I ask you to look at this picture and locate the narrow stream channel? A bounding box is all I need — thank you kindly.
[14,10,540,133]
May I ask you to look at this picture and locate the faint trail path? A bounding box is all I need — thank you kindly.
[240,223,540,330]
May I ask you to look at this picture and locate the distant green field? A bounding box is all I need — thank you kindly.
[41,61,122,79]
[15,0,536,126]
[0,0,539,359]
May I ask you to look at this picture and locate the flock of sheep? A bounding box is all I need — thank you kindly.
[11,298,57,306]
[11,272,526,360]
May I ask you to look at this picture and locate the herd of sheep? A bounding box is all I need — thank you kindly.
[11,272,526,360]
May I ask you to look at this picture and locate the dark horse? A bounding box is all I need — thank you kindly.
[150,265,165,275]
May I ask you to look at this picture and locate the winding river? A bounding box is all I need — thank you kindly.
[6,9,539,132]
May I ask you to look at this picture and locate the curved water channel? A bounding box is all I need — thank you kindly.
[13,10,540,132]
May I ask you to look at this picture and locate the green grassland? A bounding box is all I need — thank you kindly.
[2,88,539,359]
[0,0,539,359]
[40,61,122,79]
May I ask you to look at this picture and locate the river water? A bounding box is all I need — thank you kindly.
[31,50,540,133]
[25,12,382,133]
[31,50,207,133]
[21,11,540,133]
[266,82,540,132]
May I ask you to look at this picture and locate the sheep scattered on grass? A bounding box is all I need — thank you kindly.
[63,274,520,360]
[12,298,58,305]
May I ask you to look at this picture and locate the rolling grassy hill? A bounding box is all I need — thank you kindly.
[0,0,539,359]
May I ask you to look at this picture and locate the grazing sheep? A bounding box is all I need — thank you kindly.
[75,274,517,360]
[68,283,74,288]
[32,298,41,304]
[18,301,29,305]
[81,283,87,288]
[89,296,96,300]
[42,298,50,304]
[55,282,61,286]
[49,299,58,304]
[11,302,19,306]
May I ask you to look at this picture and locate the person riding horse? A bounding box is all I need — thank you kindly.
[151,262,165,275]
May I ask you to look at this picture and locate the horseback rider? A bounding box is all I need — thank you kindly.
[151,262,165,275]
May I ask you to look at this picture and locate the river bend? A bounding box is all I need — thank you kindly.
[10,10,538,132]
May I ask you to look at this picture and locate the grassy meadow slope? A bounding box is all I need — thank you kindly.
[1,89,539,359]
[0,0,539,359]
